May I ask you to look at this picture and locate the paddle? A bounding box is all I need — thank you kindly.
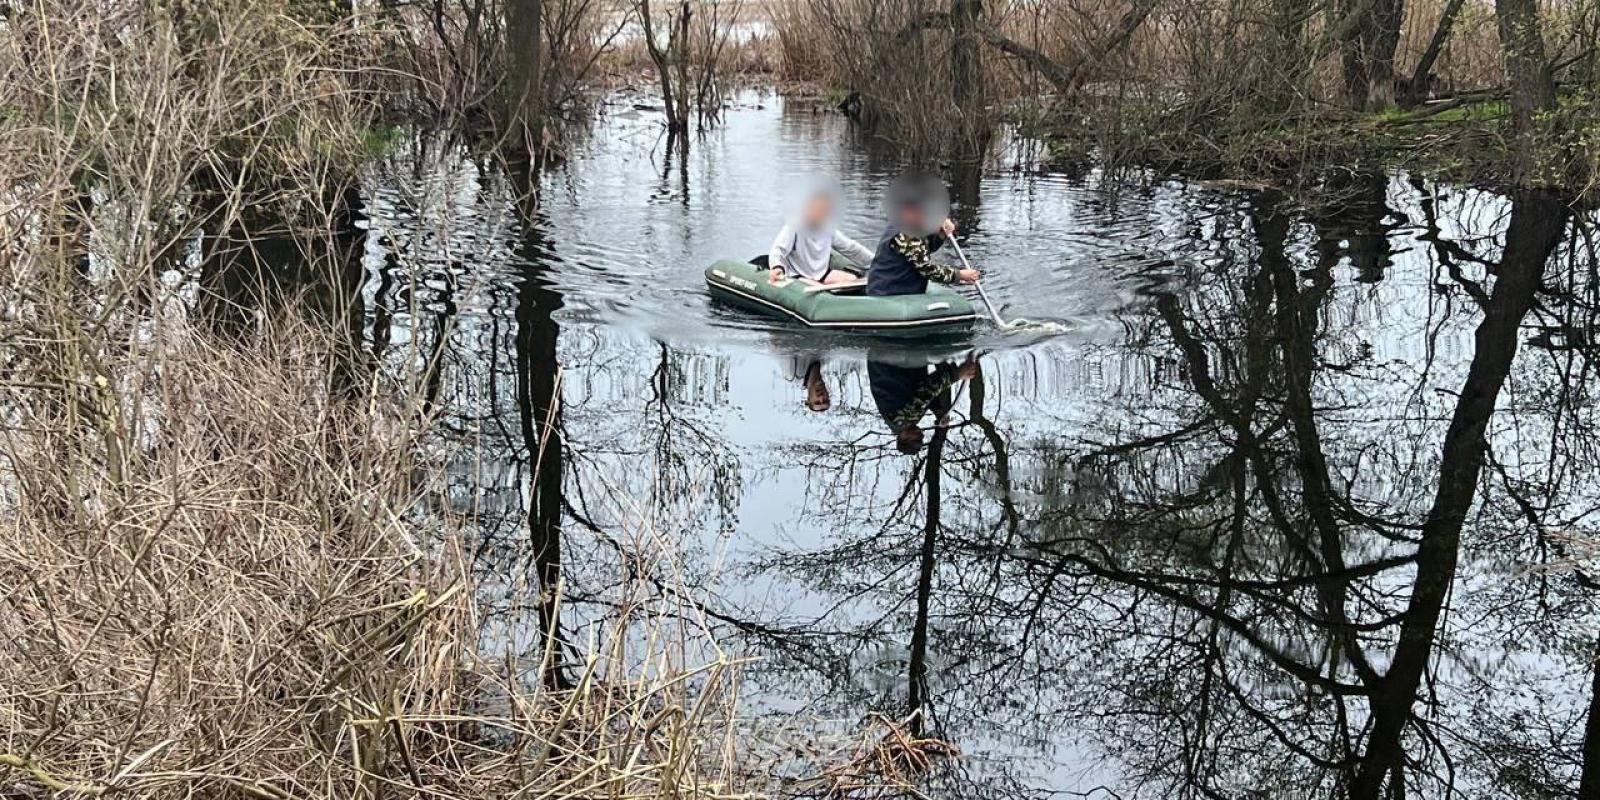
[945,233,1023,330]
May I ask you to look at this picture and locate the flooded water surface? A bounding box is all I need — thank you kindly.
[328,93,1600,797]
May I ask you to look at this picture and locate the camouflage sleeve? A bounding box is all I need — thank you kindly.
[892,233,960,284]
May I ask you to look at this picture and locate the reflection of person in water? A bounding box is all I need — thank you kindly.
[868,357,978,453]
[784,356,832,412]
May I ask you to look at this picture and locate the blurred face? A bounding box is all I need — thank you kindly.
[802,193,835,228]
[897,203,925,232]
[883,171,948,236]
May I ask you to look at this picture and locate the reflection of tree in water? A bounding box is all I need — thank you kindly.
[354,140,752,695]
[513,189,569,687]
[718,186,1600,798]
[318,146,1600,797]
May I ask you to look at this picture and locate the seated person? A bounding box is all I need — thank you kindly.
[766,184,874,285]
[866,197,980,296]
[869,357,979,454]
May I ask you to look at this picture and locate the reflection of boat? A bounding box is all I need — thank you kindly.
[705,258,978,336]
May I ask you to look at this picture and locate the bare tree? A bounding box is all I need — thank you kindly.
[692,0,743,130]
[949,0,984,153]
[639,0,692,139]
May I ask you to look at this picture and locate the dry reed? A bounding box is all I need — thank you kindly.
[0,315,758,799]
[815,714,960,798]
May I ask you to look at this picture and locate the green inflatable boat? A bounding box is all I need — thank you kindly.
[704,258,978,335]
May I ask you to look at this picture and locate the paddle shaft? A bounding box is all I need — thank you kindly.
[945,234,1007,327]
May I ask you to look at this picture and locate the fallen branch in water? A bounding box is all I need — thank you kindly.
[799,713,960,798]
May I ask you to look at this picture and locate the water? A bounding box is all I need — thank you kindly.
[323,92,1600,797]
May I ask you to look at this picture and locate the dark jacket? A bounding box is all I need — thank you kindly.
[866,226,960,296]
[868,361,959,432]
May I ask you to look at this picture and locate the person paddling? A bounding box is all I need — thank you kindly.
[866,175,979,296]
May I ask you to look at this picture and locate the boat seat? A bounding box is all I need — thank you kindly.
[803,278,867,294]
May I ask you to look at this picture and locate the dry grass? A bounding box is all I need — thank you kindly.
[0,314,756,799]
[766,0,837,84]
[0,0,386,306]
[763,0,984,155]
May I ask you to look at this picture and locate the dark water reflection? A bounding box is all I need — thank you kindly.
[224,91,1600,797]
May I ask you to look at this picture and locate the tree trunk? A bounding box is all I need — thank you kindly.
[505,0,543,150]
[970,0,1158,96]
[512,168,569,690]
[639,0,687,136]
[906,424,945,737]
[1339,0,1405,110]
[1076,0,1159,88]
[671,1,692,134]
[1580,634,1600,799]
[329,184,371,403]
[1367,0,1404,108]
[1495,0,1558,182]
[950,0,983,152]
[1399,0,1467,107]
[973,20,1072,93]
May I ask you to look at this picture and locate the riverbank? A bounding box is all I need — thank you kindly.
[0,1,745,794]
[625,61,1600,199]
[0,305,964,799]
[1031,90,1599,197]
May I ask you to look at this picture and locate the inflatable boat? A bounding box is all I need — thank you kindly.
[704,258,978,335]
